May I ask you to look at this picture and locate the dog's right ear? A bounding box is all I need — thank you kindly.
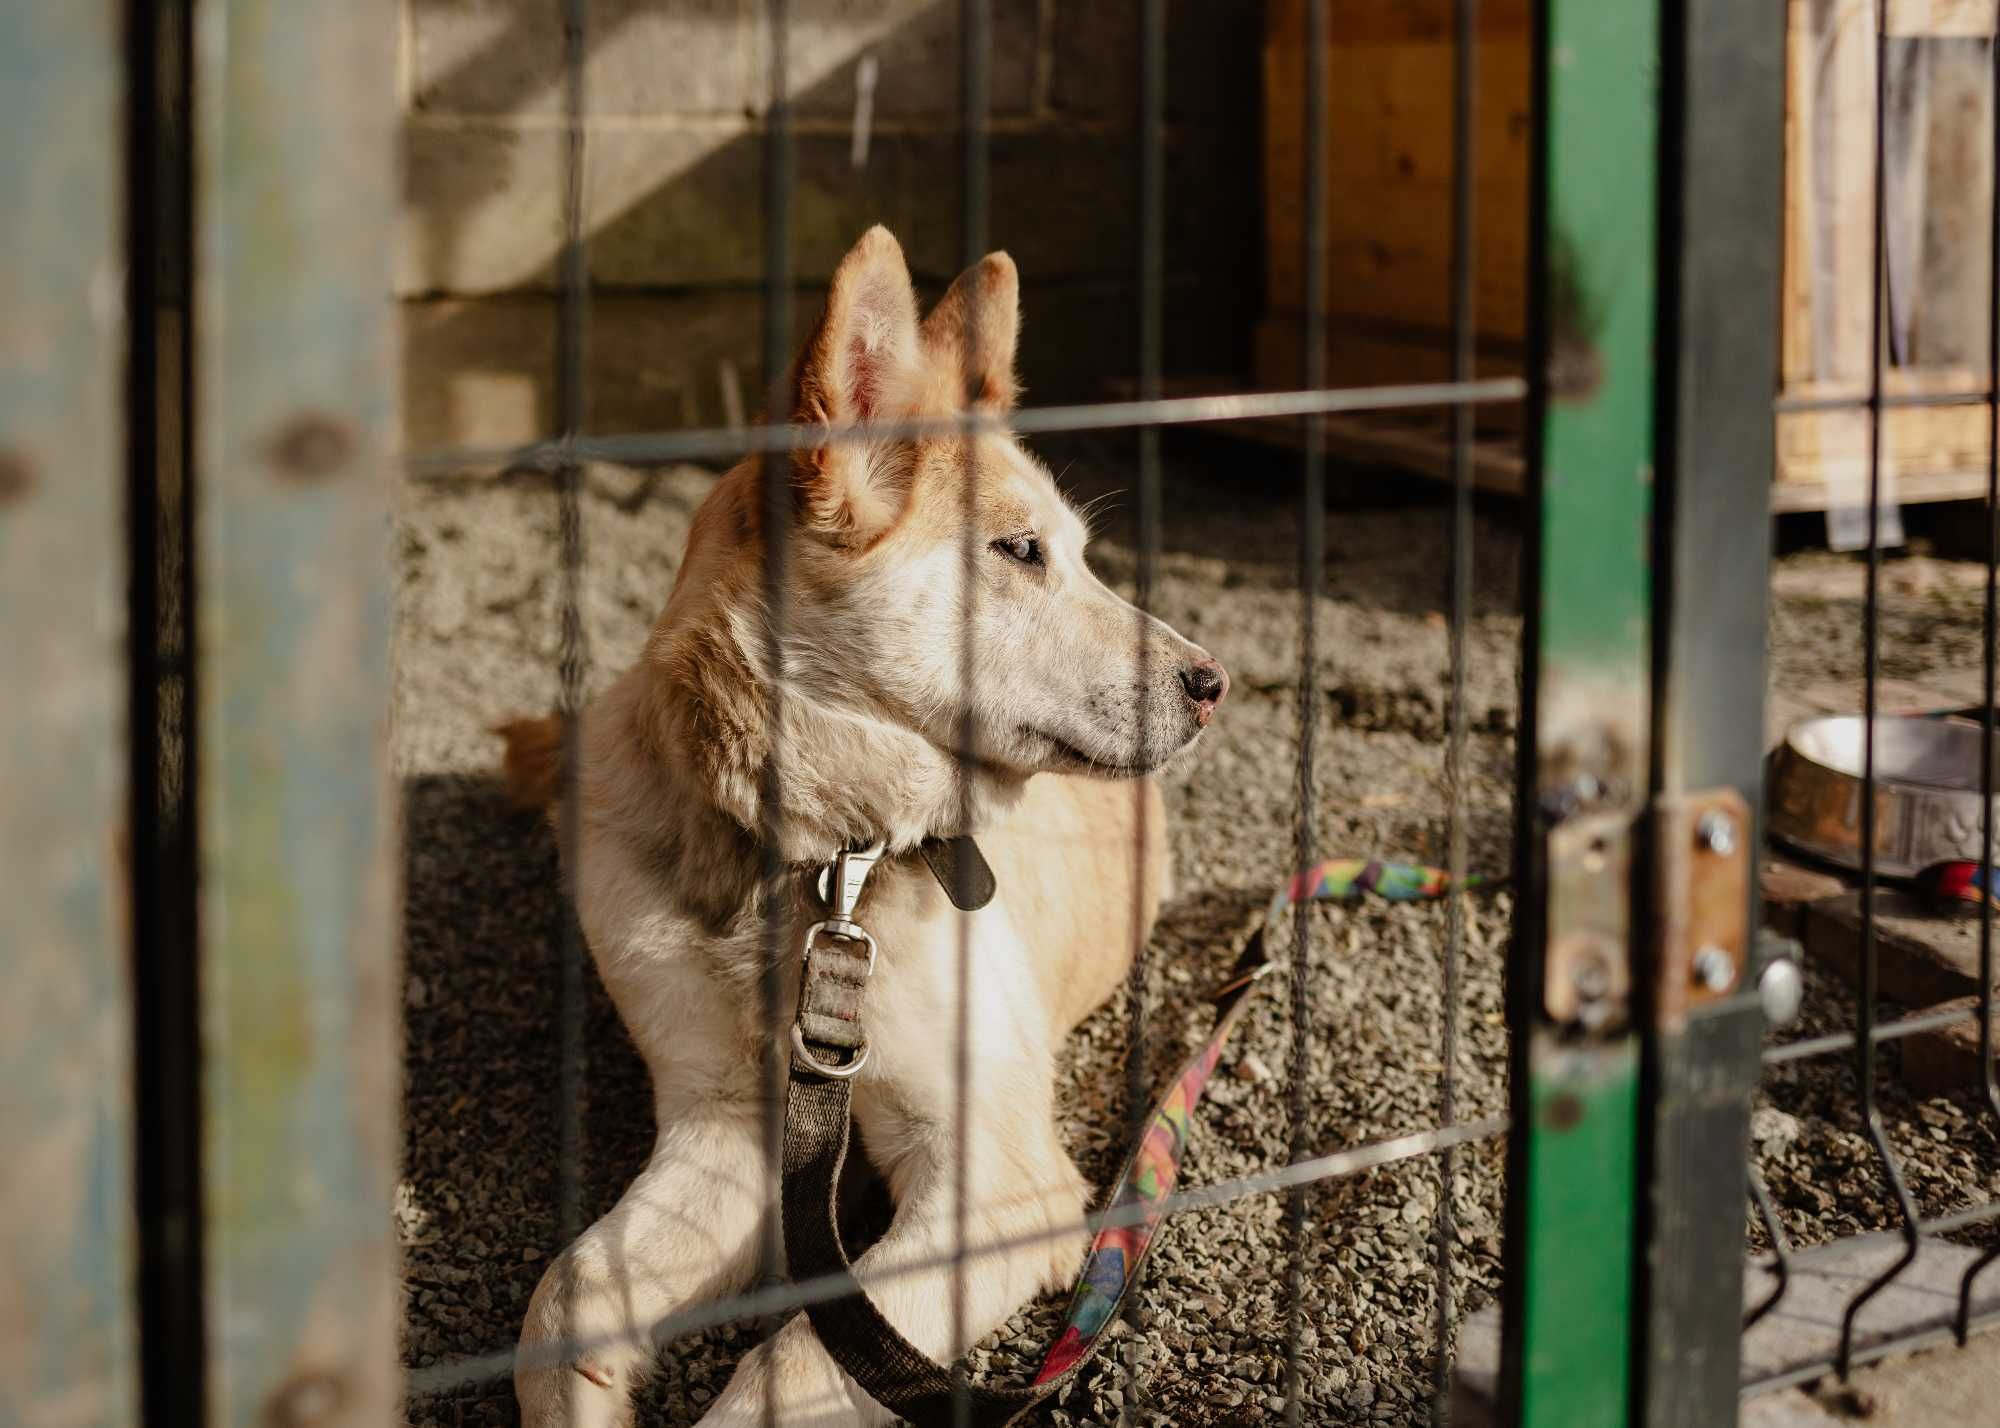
[788,226,922,539]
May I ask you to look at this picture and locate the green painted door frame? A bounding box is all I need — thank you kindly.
[1504,1,1785,1423]
[1503,2,1660,1424]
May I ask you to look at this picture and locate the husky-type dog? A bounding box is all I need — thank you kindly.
[505,226,1228,1426]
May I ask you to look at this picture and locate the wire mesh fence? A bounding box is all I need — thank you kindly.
[1741,0,2000,1390]
[393,2,1517,1424]
[16,1,2000,1425]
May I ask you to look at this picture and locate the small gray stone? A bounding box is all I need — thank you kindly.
[1751,1106,1802,1153]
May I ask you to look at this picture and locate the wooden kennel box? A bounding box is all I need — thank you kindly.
[1252,0,1997,514]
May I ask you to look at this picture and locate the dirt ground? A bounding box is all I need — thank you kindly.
[393,432,1995,1426]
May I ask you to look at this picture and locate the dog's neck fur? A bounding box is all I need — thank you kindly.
[593,461,1016,931]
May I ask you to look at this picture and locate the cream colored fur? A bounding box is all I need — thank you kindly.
[508,227,1227,1427]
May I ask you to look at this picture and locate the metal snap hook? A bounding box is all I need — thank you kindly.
[816,838,887,919]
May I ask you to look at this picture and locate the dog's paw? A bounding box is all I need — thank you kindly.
[694,1317,881,1427]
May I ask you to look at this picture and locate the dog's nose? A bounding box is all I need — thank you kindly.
[1179,657,1229,727]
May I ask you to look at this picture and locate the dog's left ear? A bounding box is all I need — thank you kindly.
[789,226,924,539]
[922,252,1020,415]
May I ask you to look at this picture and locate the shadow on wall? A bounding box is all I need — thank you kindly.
[399,0,1262,455]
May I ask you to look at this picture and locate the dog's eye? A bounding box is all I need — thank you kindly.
[992,533,1043,568]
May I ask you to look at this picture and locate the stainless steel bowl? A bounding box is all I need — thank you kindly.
[1766,714,1997,878]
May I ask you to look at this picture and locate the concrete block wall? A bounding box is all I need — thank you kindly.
[400,1,1261,453]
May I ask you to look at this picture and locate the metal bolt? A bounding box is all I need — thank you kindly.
[1758,956,1804,1028]
[1697,810,1738,857]
[1543,1093,1585,1131]
[0,449,34,507]
[265,1372,346,1428]
[267,412,355,481]
[1692,945,1736,993]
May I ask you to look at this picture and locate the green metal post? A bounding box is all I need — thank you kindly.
[1503,1,1661,1424]
[0,2,137,1423]
[194,1,401,1421]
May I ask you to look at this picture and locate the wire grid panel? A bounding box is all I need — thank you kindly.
[402,2,1518,1426]
[1744,0,2000,1396]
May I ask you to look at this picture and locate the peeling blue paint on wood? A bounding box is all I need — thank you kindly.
[0,2,137,1424]
[195,1,401,1422]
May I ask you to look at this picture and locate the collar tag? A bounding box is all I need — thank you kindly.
[920,835,997,911]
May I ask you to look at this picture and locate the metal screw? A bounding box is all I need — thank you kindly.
[1758,956,1804,1028]
[1697,810,1738,857]
[1572,950,1615,1030]
[1692,945,1736,993]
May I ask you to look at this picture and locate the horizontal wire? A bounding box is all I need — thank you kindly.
[404,379,1530,475]
[1764,1002,1978,1066]
[1922,1199,2000,1237]
[404,1114,1507,1395]
[1748,1201,2000,1283]
[1775,388,1999,415]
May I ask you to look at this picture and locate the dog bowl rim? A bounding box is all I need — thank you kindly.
[1767,713,1994,879]
[1782,712,1990,793]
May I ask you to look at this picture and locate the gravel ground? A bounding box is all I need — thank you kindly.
[394,435,1993,1425]
[1755,539,2000,1262]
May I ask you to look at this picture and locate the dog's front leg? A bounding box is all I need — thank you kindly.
[698,1082,1089,1427]
[517,1108,768,1428]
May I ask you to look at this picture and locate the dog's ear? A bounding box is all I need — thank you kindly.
[789,226,922,538]
[922,251,1020,415]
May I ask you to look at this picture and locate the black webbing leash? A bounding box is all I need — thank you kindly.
[780,839,1274,1427]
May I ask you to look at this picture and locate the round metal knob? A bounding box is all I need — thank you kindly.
[1757,956,1804,1028]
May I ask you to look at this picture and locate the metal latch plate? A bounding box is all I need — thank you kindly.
[1652,787,1752,1029]
[1545,811,1634,1031]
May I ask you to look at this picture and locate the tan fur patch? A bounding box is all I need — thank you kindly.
[496,714,565,810]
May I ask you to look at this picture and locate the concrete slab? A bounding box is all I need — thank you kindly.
[1762,852,1849,939]
[1452,1235,2000,1426]
[1902,993,2000,1096]
[1802,889,1988,1009]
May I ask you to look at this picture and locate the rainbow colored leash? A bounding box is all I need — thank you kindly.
[1919,860,2000,913]
[1034,857,1498,1384]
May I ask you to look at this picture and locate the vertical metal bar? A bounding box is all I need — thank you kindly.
[1837,0,1923,1374]
[1744,1171,1792,1330]
[1956,16,2000,1345]
[757,7,793,1425]
[1502,1,1659,1423]
[1282,5,1328,1425]
[1634,0,1785,1420]
[1122,4,1166,1423]
[1433,0,1478,1420]
[950,7,988,1423]
[554,0,590,1257]
[192,0,400,1419]
[0,1,136,1422]
[959,0,990,266]
[1439,0,1479,1403]
[132,0,206,1418]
